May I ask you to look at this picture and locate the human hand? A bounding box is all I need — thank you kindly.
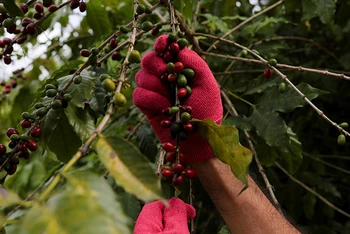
[133,35,223,164]
[133,197,196,234]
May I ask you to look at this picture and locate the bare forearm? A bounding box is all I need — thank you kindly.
[191,158,300,234]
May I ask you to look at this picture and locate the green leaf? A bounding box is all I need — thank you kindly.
[244,17,289,36]
[251,108,290,152]
[0,0,23,16]
[194,119,252,186]
[243,76,279,96]
[259,83,328,113]
[86,0,112,38]
[65,105,95,141]
[14,172,131,234]
[57,70,96,109]
[94,136,164,202]
[256,137,279,167]
[311,0,335,25]
[41,109,62,148]
[89,79,108,115]
[223,115,252,131]
[218,225,231,234]
[0,186,25,208]
[47,109,82,163]
[174,0,194,23]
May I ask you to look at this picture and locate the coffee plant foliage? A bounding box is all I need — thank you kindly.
[0,0,349,233]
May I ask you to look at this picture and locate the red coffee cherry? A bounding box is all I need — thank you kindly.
[160,120,172,128]
[179,153,185,164]
[20,3,29,14]
[172,174,184,186]
[0,144,6,154]
[151,27,159,36]
[165,151,175,162]
[111,51,122,61]
[3,55,11,64]
[263,68,272,79]
[6,128,19,137]
[26,24,37,35]
[183,123,193,132]
[26,139,38,152]
[79,2,87,12]
[163,51,173,62]
[7,165,17,175]
[70,1,80,9]
[167,74,176,83]
[21,120,31,128]
[33,12,43,20]
[18,142,27,152]
[162,142,175,152]
[80,49,90,57]
[184,168,197,179]
[173,62,184,73]
[161,107,170,116]
[169,42,180,53]
[18,150,29,159]
[48,5,58,12]
[110,38,118,49]
[177,88,187,98]
[2,38,11,45]
[34,4,44,13]
[30,126,42,138]
[161,168,173,178]
[172,163,184,174]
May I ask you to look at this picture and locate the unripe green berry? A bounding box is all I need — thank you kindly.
[136,4,146,14]
[114,93,127,107]
[37,107,49,116]
[337,134,346,146]
[167,33,177,43]
[73,75,82,84]
[177,74,187,86]
[45,84,56,90]
[339,122,348,128]
[10,134,20,141]
[169,106,179,115]
[46,89,57,97]
[182,68,195,79]
[167,62,174,73]
[99,74,110,82]
[35,103,44,109]
[63,93,72,101]
[145,6,152,14]
[102,78,116,92]
[22,112,31,119]
[181,112,191,123]
[90,48,99,56]
[269,59,278,66]
[20,134,28,141]
[178,38,188,49]
[141,21,153,32]
[279,83,286,93]
[128,50,142,64]
[241,50,248,57]
[120,25,129,34]
[184,85,192,96]
[51,100,62,109]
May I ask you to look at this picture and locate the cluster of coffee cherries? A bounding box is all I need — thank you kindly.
[0,1,87,65]
[155,33,198,187]
[0,122,41,176]
[0,69,25,105]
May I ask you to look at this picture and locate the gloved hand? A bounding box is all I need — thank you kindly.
[134,197,196,234]
[133,35,223,164]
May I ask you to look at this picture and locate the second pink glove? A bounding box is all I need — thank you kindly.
[133,35,223,164]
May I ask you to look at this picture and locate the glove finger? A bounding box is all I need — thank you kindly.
[154,34,168,56]
[141,51,167,77]
[133,87,171,118]
[135,69,169,99]
[186,203,196,221]
[134,201,165,234]
[163,198,195,233]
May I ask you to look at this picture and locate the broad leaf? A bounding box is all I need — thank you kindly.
[259,83,328,113]
[0,186,25,208]
[0,0,23,16]
[57,70,96,109]
[223,115,252,131]
[86,0,112,38]
[303,192,317,220]
[194,119,252,186]
[311,0,335,25]
[65,105,95,141]
[218,225,231,234]
[251,108,290,152]
[15,172,131,234]
[95,136,163,202]
[243,76,279,96]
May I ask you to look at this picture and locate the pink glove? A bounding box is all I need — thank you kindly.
[133,35,223,164]
[134,197,196,234]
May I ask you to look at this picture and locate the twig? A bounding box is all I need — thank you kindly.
[192,0,201,32]
[205,0,284,52]
[156,149,166,175]
[197,33,350,82]
[304,153,350,175]
[275,162,350,219]
[142,0,166,22]
[221,90,283,214]
[313,155,350,160]
[189,179,195,234]
[126,115,147,140]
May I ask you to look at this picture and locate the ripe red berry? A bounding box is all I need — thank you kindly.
[161,107,170,116]
[162,142,175,152]
[163,51,173,62]
[26,139,38,152]
[48,5,58,12]
[172,174,184,186]
[79,2,87,12]
[18,142,27,152]
[110,38,118,49]
[151,27,159,36]
[20,3,29,14]
[16,36,27,44]
[4,87,11,93]
[70,1,80,9]
[173,62,184,73]
[7,165,17,175]
[26,24,37,35]
[80,49,90,57]
[43,0,53,7]
[0,40,4,47]
[111,51,122,61]
[21,120,31,128]
[165,151,175,162]
[0,144,6,154]
[167,74,176,83]
[22,18,32,27]
[184,168,197,179]
[264,68,272,79]
[172,163,184,174]
[18,150,29,159]
[177,88,187,98]
[2,38,11,45]
[30,126,42,138]
[11,79,17,88]
[4,55,12,65]
[6,128,19,137]
[34,3,44,13]
[161,168,173,178]
[183,123,193,132]
[33,12,43,20]
[179,153,185,164]
[4,45,13,54]
[161,120,172,128]
[169,42,180,53]
[8,141,17,149]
